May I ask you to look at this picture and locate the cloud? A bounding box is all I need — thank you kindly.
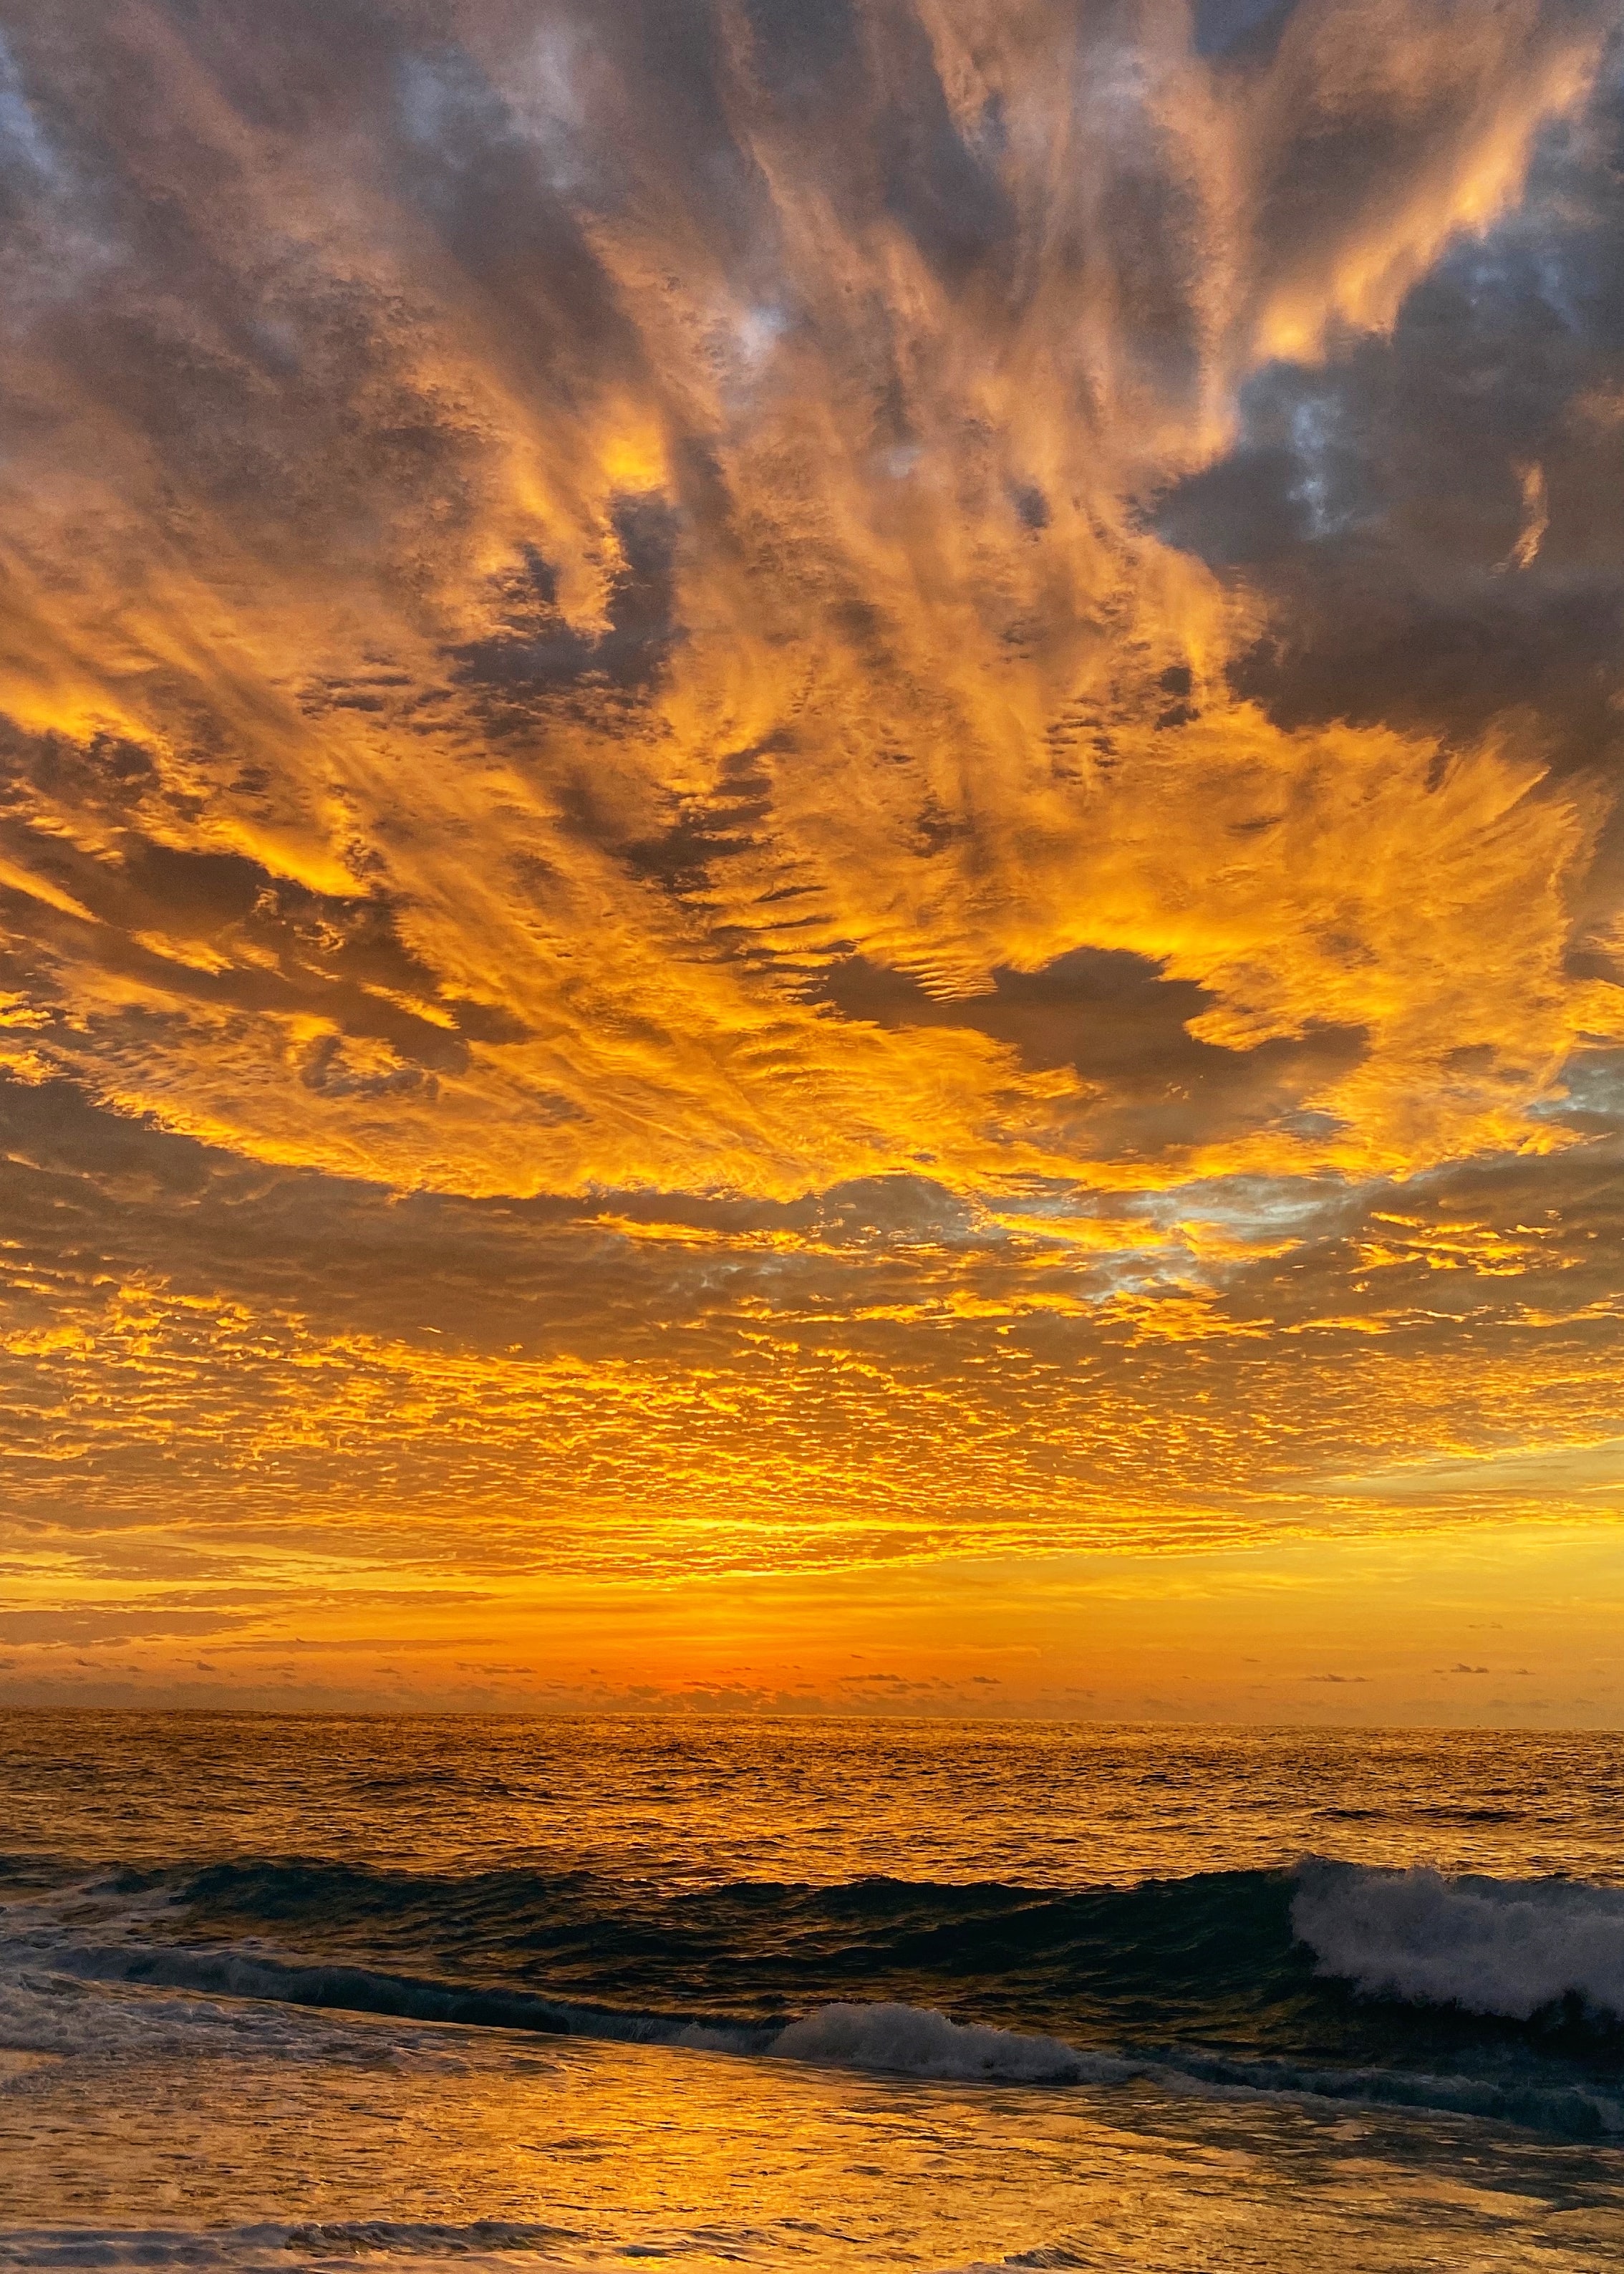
[0,0,1612,1203]
[0,0,1616,1650]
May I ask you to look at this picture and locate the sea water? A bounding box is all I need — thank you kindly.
[3,1714,1624,2269]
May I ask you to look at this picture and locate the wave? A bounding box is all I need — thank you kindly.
[11,1937,1623,2139]
[64,1854,1315,2030]
[776,2001,1125,2083]
[1294,1861,1624,2024]
[8,1856,1624,2139]
[27,1935,773,2053]
[13,1934,1623,2136]
[9,1929,1113,2081]
[140,1851,1624,2039]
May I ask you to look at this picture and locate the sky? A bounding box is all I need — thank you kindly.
[1,0,1623,1722]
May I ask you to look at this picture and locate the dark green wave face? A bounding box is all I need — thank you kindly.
[117,1856,1327,2038]
[10,1854,1615,2141]
[6,1717,1624,2143]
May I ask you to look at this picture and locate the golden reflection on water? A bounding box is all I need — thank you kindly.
[6,2008,1624,2271]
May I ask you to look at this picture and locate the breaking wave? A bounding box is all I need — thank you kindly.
[7,1854,1624,2136]
[1294,1860,1624,2024]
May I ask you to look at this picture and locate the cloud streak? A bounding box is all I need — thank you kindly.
[0,0,1620,1698]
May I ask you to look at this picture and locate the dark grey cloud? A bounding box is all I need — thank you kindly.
[816,948,1367,1159]
[1158,62,1624,784]
[1193,0,1302,62]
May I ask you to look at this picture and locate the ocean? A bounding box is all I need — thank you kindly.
[3,1715,1624,2270]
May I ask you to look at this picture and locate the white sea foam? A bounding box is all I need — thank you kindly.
[13,1857,1624,2139]
[770,2000,1136,2085]
[767,1997,1624,2131]
[1292,1862,1624,2022]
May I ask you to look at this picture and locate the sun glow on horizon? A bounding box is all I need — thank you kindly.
[1,0,1622,1722]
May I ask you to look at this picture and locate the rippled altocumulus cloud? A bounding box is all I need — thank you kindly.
[0,0,1620,1661]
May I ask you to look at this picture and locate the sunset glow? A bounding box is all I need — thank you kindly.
[2,0,1623,1719]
